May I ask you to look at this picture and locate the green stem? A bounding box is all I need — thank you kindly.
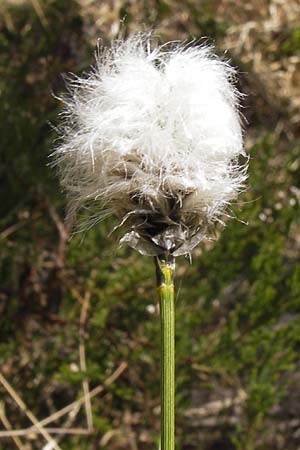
[155,254,175,450]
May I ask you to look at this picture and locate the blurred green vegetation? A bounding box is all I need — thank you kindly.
[1,1,300,449]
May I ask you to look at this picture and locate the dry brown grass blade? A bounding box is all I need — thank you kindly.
[0,428,91,438]
[0,373,62,450]
[79,290,93,431]
[0,402,26,450]
[0,362,127,438]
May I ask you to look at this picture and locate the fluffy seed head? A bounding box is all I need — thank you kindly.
[53,33,247,257]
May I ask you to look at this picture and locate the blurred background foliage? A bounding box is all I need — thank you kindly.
[0,1,300,449]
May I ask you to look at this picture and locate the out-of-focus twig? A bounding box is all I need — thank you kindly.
[0,213,42,240]
[46,203,69,267]
[184,389,247,418]
[30,0,48,27]
[123,409,138,450]
[100,429,119,447]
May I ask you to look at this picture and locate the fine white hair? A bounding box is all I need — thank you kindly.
[52,33,247,256]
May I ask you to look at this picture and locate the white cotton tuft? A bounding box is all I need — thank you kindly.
[52,33,247,257]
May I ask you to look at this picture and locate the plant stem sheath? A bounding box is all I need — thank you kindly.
[155,255,175,450]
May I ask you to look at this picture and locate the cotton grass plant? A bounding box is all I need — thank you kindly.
[52,33,247,450]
